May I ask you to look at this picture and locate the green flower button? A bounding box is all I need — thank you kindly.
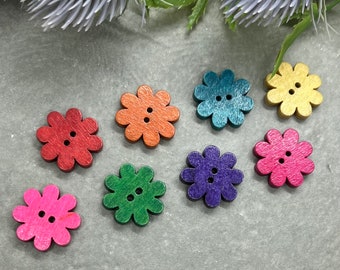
[103,164,166,226]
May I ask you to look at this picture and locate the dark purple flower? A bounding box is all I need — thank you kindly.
[180,145,243,207]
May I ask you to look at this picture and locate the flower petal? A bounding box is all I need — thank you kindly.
[254,141,271,157]
[16,223,35,241]
[42,185,60,203]
[266,88,286,105]
[119,164,136,179]
[187,183,206,200]
[307,74,322,89]
[80,117,99,134]
[59,212,81,229]
[266,73,283,88]
[162,106,180,122]
[279,100,296,118]
[40,143,59,161]
[147,198,164,214]
[204,189,221,207]
[57,152,75,172]
[120,93,139,109]
[125,124,143,142]
[149,181,166,197]
[256,158,275,175]
[136,166,154,184]
[86,135,103,152]
[75,149,93,168]
[197,101,214,118]
[155,90,171,106]
[23,188,42,206]
[294,63,309,77]
[133,208,149,226]
[227,169,243,185]
[296,141,313,157]
[187,151,203,167]
[52,227,71,246]
[211,110,228,129]
[265,129,283,144]
[286,170,304,187]
[278,62,293,76]
[221,184,237,201]
[233,79,250,95]
[137,85,153,100]
[308,90,323,106]
[103,193,119,209]
[142,129,160,147]
[227,109,245,127]
[33,234,52,251]
[12,206,31,223]
[298,158,315,175]
[116,109,133,126]
[203,145,220,160]
[220,152,236,168]
[47,111,65,127]
[238,96,254,112]
[194,85,210,101]
[181,168,196,183]
[203,71,219,86]
[220,69,234,87]
[65,108,82,124]
[115,208,132,224]
[36,126,55,143]
[57,194,77,212]
[283,129,299,144]
[296,102,312,119]
[157,120,175,139]
[269,169,287,187]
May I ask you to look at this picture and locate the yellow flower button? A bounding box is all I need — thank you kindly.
[265,62,323,119]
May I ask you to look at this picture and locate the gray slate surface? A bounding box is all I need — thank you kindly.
[1,1,339,269]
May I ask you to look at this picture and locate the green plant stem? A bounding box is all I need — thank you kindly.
[272,0,340,76]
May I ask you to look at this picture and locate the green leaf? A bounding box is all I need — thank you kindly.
[272,0,340,76]
[187,0,208,30]
[225,15,237,32]
[272,11,313,77]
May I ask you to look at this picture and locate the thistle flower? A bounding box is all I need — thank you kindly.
[221,0,324,27]
[22,0,128,31]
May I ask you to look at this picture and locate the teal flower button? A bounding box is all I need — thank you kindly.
[194,69,254,129]
[103,164,166,226]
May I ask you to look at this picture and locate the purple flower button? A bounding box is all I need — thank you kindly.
[180,145,243,207]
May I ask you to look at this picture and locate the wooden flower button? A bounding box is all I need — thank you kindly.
[36,108,103,172]
[194,69,254,129]
[254,128,315,187]
[12,184,81,251]
[103,164,166,226]
[265,62,323,119]
[115,85,180,147]
[180,145,244,207]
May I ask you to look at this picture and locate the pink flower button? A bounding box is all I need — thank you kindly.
[254,128,314,187]
[12,185,81,251]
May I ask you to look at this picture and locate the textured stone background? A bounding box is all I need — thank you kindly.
[1,1,339,269]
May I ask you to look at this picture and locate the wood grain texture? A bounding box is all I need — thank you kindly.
[103,164,166,226]
[115,85,180,147]
[36,108,103,172]
[265,62,323,119]
[12,185,81,251]
[254,128,314,188]
[194,69,254,129]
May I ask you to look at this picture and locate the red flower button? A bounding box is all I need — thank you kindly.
[36,108,103,172]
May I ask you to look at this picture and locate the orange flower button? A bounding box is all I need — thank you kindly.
[115,85,180,147]
[265,62,323,119]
